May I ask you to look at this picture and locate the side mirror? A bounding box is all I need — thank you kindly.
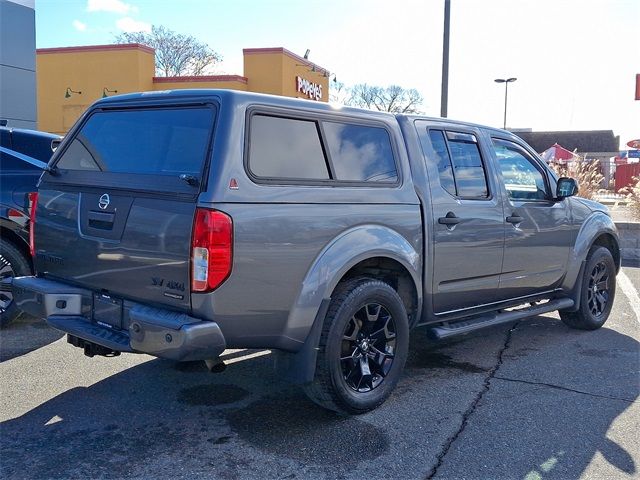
[556,177,578,199]
[51,138,62,152]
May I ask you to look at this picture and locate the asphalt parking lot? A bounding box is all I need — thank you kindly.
[1,267,638,480]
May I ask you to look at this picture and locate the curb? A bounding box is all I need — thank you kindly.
[615,222,640,265]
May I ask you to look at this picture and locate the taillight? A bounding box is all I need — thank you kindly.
[28,192,38,257]
[191,208,233,292]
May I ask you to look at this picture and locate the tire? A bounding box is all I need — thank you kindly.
[0,239,31,328]
[560,246,616,330]
[303,277,409,414]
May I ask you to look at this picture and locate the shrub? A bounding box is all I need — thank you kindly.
[549,158,604,201]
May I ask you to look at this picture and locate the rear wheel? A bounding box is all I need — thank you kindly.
[0,239,31,328]
[560,246,616,330]
[303,278,409,414]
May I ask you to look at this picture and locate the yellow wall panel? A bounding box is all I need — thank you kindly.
[152,76,248,92]
[37,45,329,134]
[37,44,155,134]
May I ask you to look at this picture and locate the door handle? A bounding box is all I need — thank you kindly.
[506,215,523,224]
[438,213,461,225]
[88,210,115,230]
[88,210,115,223]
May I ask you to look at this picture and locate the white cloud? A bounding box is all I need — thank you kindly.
[116,16,151,33]
[72,20,87,32]
[86,0,138,15]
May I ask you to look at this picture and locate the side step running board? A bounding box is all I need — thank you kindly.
[426,298,574,340]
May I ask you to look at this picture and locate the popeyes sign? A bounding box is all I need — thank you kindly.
[296,76,323,101]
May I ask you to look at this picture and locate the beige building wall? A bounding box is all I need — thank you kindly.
[244,47,329,102]
[37,44,155,134]
[37,45,329,134]
[152,75,248,92]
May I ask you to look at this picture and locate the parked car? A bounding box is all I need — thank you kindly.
[10,90,620,413]
[0,125,60,326]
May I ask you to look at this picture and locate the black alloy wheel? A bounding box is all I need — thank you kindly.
[0,255,16,314]
[303,277,409,414]
[586,260,610,318]
[560,245,616,331]
[340,303,396,392]
[0,239,32,327]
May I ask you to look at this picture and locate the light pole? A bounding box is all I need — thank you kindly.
[441,0,451,118]
[494,77,517,129]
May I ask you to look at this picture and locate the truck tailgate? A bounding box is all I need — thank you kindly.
[36,188,195,309]
[34,103,216,311]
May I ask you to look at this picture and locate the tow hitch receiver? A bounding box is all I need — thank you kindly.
[67,335,121,358]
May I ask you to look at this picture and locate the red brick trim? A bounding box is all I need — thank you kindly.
[153,75,248,84]
[37,43,155,55]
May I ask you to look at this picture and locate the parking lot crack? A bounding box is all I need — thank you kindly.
[493,376,636,404]
[425,322,520,480]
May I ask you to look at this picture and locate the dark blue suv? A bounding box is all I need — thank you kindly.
[0,124,60,326]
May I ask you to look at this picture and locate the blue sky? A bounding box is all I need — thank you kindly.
[36,0,639,145]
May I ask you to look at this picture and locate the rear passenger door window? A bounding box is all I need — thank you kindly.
[418,129,489,198]
[447,132,488,198]
[426,130,456,196]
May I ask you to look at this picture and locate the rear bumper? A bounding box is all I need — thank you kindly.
[10,276,226,361]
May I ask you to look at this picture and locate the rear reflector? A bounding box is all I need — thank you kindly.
[7,209,26,219]
[28,192,38,257]
[191,208,233,292]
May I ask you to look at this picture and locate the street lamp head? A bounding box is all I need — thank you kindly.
[506,77,517,83]
[494,78,506,83]
[495,77,517,83]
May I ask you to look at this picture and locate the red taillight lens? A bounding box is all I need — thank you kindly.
[28,192,38,257]
[191,208,233,292]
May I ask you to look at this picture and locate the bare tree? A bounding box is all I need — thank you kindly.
[346,83,379,110]
[115,25,222,77]
[345,83,423,113]
[329,80,349,104]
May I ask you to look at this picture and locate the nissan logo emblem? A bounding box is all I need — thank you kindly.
[98,194,110,210]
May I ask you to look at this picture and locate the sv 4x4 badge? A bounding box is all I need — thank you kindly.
[152,277,185,300]
[151,277,185,292]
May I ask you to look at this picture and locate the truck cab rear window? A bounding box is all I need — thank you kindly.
[55,107,214,175]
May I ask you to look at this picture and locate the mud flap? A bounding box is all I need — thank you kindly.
[564,260,587,313]
[274,298,330,384]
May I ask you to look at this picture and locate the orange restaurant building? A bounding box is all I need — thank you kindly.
[36,44,330,134]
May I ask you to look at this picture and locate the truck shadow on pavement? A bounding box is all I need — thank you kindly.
[1,316,638,479]
[0,314,63,362]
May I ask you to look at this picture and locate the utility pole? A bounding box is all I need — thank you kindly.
[440,0,450,118]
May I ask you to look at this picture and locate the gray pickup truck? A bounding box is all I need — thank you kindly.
[11,89,620,414]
